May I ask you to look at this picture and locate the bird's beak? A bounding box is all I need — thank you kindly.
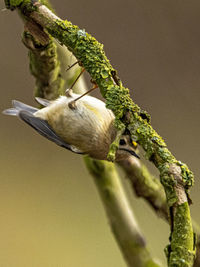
[119,148,140,159]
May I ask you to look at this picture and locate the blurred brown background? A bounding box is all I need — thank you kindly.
[0,0,200,266]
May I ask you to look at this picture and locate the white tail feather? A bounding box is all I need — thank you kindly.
[2,108,19,116]
[12,100,38,113]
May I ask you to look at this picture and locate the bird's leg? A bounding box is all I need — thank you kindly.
[68,82,98,109]
[66,61,79,72]
[65,67,85,97]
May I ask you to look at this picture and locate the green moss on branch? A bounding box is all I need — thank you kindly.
[21,17,65,99]
[26,35,65,99]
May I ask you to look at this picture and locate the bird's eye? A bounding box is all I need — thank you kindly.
[119,139,126,145]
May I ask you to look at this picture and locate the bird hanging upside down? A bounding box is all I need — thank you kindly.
[3,92,139,161]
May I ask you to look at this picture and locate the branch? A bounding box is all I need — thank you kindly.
[119,156,168,221]
[119,157,200,267]
[22,18,65,99]
[84,157,161,267]
[5,1,196,265]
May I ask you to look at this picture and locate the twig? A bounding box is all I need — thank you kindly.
[119,156,168,220]
[84,157,161,267]
[119,156,200,267]
[22,18,65,99]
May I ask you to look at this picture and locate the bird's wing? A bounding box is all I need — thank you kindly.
[19,110,84,154]
[35,97,51,107]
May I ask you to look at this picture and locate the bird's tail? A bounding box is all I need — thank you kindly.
[2,100,38,116]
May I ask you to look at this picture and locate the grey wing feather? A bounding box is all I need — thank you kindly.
[12,100,38,114]
[19,110,84,154]
[35,97,51,107]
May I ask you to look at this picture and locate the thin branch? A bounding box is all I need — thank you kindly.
[119,156,168,220]
[84,157,162,267]
[22,19,65,99]
[119,156,200,267]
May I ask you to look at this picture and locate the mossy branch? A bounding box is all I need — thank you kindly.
[5,0,196,265]
[119,156,200,267]
[20,8,65,99]
[119,156,169,220]
[84,157,161,267]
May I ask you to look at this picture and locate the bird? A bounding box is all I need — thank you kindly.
[3,92,139,161]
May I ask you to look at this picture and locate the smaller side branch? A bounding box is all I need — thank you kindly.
[165,164,195,267]
[22,15,65,99]
[120,157,200,267]
[84,157,161,267]
[119,156,168,220]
